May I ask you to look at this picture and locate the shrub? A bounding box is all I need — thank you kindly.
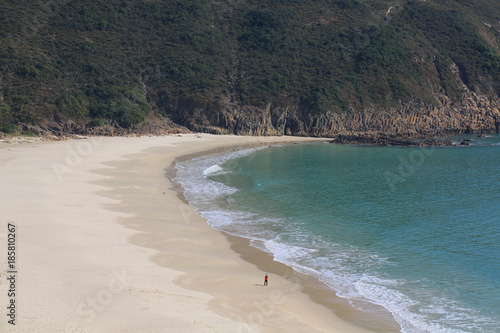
[1,123,18,134]
[55,93,89,120]
[111,90,149,128]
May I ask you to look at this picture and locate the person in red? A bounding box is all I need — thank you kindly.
[264,274,268,286]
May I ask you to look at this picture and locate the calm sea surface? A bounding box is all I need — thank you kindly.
[175,134,500,333]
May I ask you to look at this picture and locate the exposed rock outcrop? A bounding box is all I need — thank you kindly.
[168,90,500,139]
[329,136,454,146]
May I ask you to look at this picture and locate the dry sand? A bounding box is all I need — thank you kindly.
[0,134,383,332]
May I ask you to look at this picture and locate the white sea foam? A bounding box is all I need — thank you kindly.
[175,147,266,206]
[264,239,319,273]
[354,275,497,333]
[203,164,225,176]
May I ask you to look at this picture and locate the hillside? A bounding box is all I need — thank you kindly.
[1,0,500,137]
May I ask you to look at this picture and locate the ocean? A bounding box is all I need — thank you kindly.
[174,134,500,333]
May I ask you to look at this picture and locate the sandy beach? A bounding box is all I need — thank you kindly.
[0,134,383,332]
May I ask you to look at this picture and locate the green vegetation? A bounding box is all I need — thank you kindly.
[0,0,499,132]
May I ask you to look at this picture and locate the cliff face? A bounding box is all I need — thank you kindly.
[167,90,500,138]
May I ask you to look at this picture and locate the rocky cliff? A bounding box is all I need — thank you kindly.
[167,90,500,139]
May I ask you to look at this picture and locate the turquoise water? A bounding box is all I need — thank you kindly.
[175,134,500,333]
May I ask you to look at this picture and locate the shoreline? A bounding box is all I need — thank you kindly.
[222,233,401,333]
[167,140,401,333]
[222,232,401,333]
[0,134,393,332]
